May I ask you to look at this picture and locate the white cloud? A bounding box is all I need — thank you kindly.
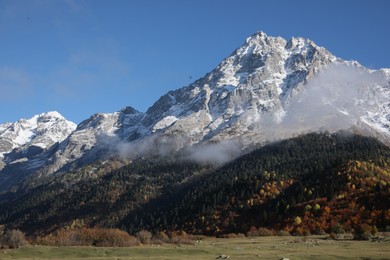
[257,63,390,141]
[283,63,387,130]
[186,140,242,165]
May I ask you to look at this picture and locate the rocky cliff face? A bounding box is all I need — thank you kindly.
[1,31,389,192]
[0,111,76,166]
[127,32,389,148]
[135,32,340,146]
[40,106,145,175]
[0,112,76,189]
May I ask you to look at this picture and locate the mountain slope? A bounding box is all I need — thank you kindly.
[40,106,145,175]
[133,32,339,145]
[1,31,389,193]
[130,32,390,147]
[39,32,390,179]
[0,155,211,235]
[0,132,389,236]
[123,132,390,235]
[0,112,76,159]
[0,112,76,190]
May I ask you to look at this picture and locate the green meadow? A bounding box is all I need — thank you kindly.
[0,236,389,260]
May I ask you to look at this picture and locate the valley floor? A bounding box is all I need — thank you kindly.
[0,236,389,260]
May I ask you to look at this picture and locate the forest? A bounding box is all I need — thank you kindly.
[0,131,389,239]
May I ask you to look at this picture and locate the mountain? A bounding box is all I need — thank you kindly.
[0,112,76,190]
[137,32,338,144]
[37,106,144,175]
[134,32,390,147]
[0,112,76,160]
[1,132,389,235]
[1,31,389,192]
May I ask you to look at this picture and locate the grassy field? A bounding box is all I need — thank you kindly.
[0,236,389,260]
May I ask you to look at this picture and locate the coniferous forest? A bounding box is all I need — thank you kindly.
[0,132,389,238]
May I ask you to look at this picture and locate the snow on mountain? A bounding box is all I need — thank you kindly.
[0,112,76,190]
[133,31,341,146]
[38,107,144,175]
[137,32,389,148]
[0,112,76,160]
[1,31,389,192]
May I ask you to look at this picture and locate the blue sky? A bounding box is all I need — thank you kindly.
[1,0,389,124]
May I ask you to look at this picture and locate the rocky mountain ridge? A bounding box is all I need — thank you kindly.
[0,31,389,192]
[0,112,76,170]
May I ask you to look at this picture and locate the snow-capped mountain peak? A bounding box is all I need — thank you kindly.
[0,111,76,159]
[0,31,389,192]
[135,31,345,148]
[380,68,390,80]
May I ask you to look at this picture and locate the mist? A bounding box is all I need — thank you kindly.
[98,63,389,166]
[115,134,188,159]
[264,63,389,141]
[112,133,242,166]
[184,140,242,165]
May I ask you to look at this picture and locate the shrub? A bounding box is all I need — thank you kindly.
[136,230,152,244]
[164,231,195,245]
[177,238,195,245]
[92,229,139,247]
[357,232,372,241]
[152,239,164,245]
[330,223,344,234]
[40,228,139,247]
[372,225,378,235]
[313,204,321,211]
[293,227,304,236]
[294,216,302,226]
[246,226,258,237]
[277,230,291,236]
[246,226,275,237]
[155,231,170,243]
[2,230,29,248]
[353,224,373,240]
[170,235,193,245]
[177,231,188,239]
[257,227,274,236]
[313,225,326,235]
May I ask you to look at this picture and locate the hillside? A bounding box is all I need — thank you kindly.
[0,132,389,236]
[123,132,390,235]
[0,156,212,235]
